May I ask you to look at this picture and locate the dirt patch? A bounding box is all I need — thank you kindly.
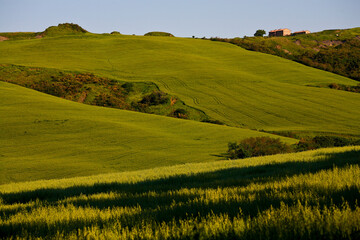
[283,49,292,55]
[0,36,9,41]
[35,34,43,39]
[77,91,88,103]
[294,40,301,46]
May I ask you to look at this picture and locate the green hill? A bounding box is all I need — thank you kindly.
[42,23,88,37]
[0,23,88,40]
[1,146,359,239]
[212,27,360,80]
[0,81,291,184]
[144,31,174,37]
[0,32,359,136]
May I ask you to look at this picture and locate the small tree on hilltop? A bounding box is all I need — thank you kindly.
[254,29,266,37]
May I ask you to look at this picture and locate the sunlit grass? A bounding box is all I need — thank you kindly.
[1,146,359,239]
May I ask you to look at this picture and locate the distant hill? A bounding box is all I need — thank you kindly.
[144,31,174,37]
[0,23,88,40]
[42,23,88,37]
[211,27,360,81]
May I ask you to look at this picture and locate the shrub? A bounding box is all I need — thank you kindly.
[170,108,189,119]
[139,91,169,106]
[295,138,317,151]
[227,137,292,159]
[201,119,224,125]
[144,31,174,37]
[111,31,121,35]
[295,135,355,152]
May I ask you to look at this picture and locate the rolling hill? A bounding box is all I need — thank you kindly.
[1,24,360,239]
[0,81,292,184]
[212,27,360,80]
[0,32,359,137]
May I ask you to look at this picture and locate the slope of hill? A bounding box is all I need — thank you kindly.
[1,146,359,239]
[0,64,210,122]
[0,81,292,184]
[212,27,360,80]
[0,32,359,136]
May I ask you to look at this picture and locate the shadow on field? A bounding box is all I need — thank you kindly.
[1,149,359,206]
[1,150,359,239]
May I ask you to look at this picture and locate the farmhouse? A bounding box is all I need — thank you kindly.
[269,28,291,37]
[292,30,311,35]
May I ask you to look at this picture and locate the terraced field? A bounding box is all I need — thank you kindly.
[0,34,359,135]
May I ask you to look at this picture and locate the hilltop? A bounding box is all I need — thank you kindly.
[42,23,88,37]
[211,27,360,81]
[0,23,88,40]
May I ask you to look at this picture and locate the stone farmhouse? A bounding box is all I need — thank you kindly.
[269,28,292,37]
[269,29,311,37]
[292,30,311,35]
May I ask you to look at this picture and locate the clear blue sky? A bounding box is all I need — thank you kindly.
[0,0,359,37]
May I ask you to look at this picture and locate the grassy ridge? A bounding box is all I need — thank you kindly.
[1,146,359,239]
[212,27,360,80]
[0,81,292,184]
[0,34,359,135]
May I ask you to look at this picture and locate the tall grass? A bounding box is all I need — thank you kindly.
[1,147,359,239]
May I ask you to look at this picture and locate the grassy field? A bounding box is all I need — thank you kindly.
[0,81,294,184]
[1,26,360,239]
[0,33,359,135]
[1,146,359,239]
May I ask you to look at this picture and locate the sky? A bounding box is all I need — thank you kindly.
[0,0,359,38]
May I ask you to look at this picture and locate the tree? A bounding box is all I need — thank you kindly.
[254,29,266,37]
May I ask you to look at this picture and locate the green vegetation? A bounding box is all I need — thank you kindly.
[1,146,359,239]
[0,81,292,184]
[328,82,360,93]
[110,31,121,35]
[228,137,292,159]
[228,136,360,159]
[0,23,88,40]
[42,23,88,37]
[0,32,40,40]
[211,27,360,80]
[144,31,174,37]
[0,64,209,121]
[0,30,359,136]
[1,24,360,239]
[295,136,360,151]
[254,29,266,37]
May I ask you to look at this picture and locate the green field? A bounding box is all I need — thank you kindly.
[0,81,294,184]
[1,26,360,239]
[1,146,359,239]
[0,33,359,135]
